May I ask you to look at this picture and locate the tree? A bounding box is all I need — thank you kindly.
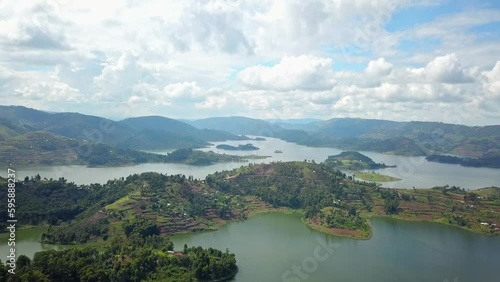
[16,255,31,268]
[384,199,400,215]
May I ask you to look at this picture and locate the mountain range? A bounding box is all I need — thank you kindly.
[1,106,499,167]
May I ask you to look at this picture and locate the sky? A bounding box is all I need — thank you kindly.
[0,0,499,125]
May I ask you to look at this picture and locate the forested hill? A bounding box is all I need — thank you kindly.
[0,174,239,281]
[0,106,260,167]
[206,161,500,238]
[0,133,263,167]
[190,116,500,158]
[0,106,245,151]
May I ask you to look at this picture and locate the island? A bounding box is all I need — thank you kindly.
[215,143,259,151]
[426,153,500,169]
[163,148,268,165]
[324,151,400,182]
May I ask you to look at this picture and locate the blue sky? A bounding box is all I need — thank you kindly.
[0,0,499,125]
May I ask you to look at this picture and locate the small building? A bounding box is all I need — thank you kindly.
[480,222,489,226]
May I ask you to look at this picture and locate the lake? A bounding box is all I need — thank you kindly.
[5,213,497,282]
[1,137,499,189]
[170,213,500,282]
[0,227,73,259]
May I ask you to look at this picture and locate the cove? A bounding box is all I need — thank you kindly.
[170,212,500,282]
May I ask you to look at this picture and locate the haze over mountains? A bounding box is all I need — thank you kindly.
[1,106,499,167]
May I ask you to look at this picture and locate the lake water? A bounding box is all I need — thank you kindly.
[170,212,500,282]
[0,227,73,259]
[1,137,499,189]
[3,213,499,282]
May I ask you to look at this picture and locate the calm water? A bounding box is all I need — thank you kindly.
[3,213,499,282]
[171,213,500,282]
[0,227,72,259]
[1,137,499,189]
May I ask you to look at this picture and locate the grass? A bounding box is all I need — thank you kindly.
[354,171,401,182]
[105,195,133,211]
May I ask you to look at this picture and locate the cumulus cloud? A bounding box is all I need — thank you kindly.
[157,0,254,54]
[366,58,393,77]
[237,55,336,91]
[163,82,205,103]
[424,53,475,84]
[93,51,159,101]
[482,61,500,99]
[14,81,82,102]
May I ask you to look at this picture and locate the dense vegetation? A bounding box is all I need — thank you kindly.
[205,162,500,238]
[206,162,373,235]
[163,148,267,165]
[0,236,237,282]
[324,151,395,170]
[215,143,259,151]
[0,175,133,233]
[426,153,500,168]
[9,172,254,246]
[0,173,239,281]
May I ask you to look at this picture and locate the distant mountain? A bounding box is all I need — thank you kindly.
[190,116,282,135]
[0,106,131,145]
[0,106,245,151]
[2,106,499,159]
[267,119,322,131]
[190,116,500,157]
[118,116,247,149]
[310,118,500,157]
[0,131,172,167]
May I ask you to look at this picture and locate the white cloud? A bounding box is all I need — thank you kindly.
[237,55,335,91]
[14,81,82,102]
[482,61,500,99]
[366,58,393,77]
[0,0,499,125]
[92,51,159,101]
[163,82,205,103]
[424,53,475,84]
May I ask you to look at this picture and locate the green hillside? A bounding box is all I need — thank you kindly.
[0,106,246,151]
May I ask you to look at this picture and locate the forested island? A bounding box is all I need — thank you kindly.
[323,151,400,182]
[215,143,259,151]
[426,153,500,168]
[324,151,395,170]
